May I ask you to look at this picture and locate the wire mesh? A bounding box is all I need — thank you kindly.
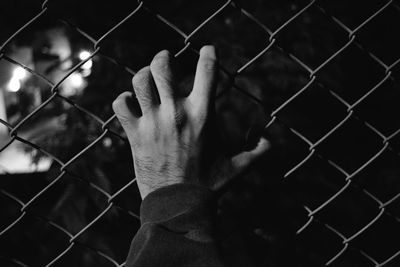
[1,0,400,266]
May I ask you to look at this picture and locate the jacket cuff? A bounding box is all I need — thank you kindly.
[140,183,217,237]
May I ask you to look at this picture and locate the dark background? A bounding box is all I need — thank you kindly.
[1,0,400,266]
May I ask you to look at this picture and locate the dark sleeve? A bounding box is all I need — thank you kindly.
[125,183,224,267]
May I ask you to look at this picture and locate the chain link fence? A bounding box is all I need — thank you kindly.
[1,0,400,266]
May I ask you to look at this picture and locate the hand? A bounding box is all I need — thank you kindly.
[112,46,269,199]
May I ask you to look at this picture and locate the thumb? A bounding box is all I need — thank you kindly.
[212,137,270,191]
[231,137,270,173]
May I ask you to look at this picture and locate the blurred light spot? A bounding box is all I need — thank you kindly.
[69,72,84,88]
[82,68,92,78]
[82,60,93,70]
[103,137,112,147]
[79,50,93,74]
[0,142,51,174]
[7,66,29,92]
[7,78,21,92]
[13,66,27,80]
[79,50,91,60]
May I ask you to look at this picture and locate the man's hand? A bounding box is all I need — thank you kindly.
[113,45,269,199]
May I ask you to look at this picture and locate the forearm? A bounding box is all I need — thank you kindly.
[125,183,224,267]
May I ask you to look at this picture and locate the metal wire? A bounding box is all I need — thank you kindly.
[1,0,400,266]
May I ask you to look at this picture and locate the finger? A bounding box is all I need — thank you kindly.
[231,137,270,173]
[132,66,159,114]
[150,50,174,107]
[212,137,270,191]
[112,91,140,131]
[189,45,218,118]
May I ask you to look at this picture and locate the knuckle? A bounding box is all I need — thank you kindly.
[132,66,151,87]
[115,111,131,127]
[112,94,126,113]
[132,67,155,104]
[150,50,174,89]
[112,95,133,126]
[118,115,132,127]
[154,50,171,62]
[150,50,171,73]
[135,90,154,108]
[133,87,148,100]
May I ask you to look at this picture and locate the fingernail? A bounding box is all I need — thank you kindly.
[200,45,216,59]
